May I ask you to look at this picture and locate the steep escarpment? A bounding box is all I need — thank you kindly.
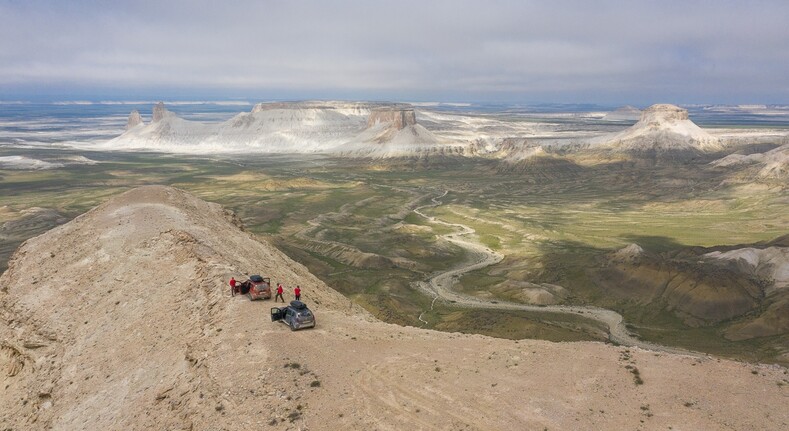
[107,101,374,153]
[108,101,472,157]
[125,110,144,130]
[711,142,789,179]
[595,237,789,340]
[596,104,722,155]
[334,108,468,158]
[366,108,417,130]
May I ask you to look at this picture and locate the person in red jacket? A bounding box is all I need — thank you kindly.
[294,285,301,301]
[275,283,284,302]
[229,277,237,296]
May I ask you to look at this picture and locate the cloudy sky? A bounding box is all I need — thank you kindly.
[1,0,787,104]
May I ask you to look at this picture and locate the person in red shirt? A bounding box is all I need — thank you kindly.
[275,283,284,302]
[294,285,301,301]
[229,277,237,296]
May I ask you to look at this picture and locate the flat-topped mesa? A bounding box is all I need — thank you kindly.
[639,104,689,125]
[126,110,144,130]
[248,101,379,116]
[367,108,417,130]
[251,102,302,113]
[599,103,721,153]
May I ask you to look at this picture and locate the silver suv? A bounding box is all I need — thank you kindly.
[271,301,316,331]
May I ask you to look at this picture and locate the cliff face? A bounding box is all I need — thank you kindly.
[111,101,378,153]
[600,103,721,153]
[126,110,144,130]
[111,102,458,156]
[151,101,172,123]
[638,104,689,124]
[367,108,417,130]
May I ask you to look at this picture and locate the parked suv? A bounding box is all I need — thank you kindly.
[246,275,271,300]
[271,301,316,331]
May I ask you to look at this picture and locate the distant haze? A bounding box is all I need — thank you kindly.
[1,0,788,104]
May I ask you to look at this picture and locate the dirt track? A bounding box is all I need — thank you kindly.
[413,191,694,355]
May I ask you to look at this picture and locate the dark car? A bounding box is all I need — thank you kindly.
[233,275,272,300]
[271,301,316,331]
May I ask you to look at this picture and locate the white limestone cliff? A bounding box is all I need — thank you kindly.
[126,110,144,130]
[598,104,721,153]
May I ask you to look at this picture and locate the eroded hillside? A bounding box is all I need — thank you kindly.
[1,186,788,430]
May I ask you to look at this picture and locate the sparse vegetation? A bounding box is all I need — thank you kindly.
[1,148,788,365]
[631,367,644,385]
[288,410,301,422]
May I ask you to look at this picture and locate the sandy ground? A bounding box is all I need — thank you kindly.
[1,186,788,430]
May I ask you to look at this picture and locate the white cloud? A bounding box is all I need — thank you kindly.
[1,0,788,103]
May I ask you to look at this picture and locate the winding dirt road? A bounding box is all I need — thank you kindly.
[413,191,694,355]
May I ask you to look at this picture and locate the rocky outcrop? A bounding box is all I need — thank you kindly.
[639,104,689,123]
[367,108,417,130]
[249,101,379,116]
[598,103,721,153]
[151,102,171,123]
[109,101,380,153]
[331,107,467,158]
[710,143,789,178]
[126,110,144,129]
[495,138,550,160]
[595,236,789,339]
[610,243,645,263]
[327,106,471,158]
[705,246,789,294]
[595,252,763,325]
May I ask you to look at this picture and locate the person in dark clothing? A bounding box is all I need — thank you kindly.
[294,286,301,301]
[275,283,284,302]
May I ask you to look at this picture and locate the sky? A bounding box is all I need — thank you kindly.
[1,0,788,105]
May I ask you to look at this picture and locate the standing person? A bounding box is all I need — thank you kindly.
[229,277,237,296]
[294,285,301,301]
[275,283,284,303]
